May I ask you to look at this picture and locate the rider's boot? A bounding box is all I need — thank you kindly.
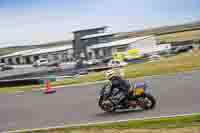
[122,98,130,108]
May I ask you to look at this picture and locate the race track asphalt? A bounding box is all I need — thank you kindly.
[0,71,200,132]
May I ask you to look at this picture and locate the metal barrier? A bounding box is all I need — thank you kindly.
[0,78,40,87]
[0,74,77,88]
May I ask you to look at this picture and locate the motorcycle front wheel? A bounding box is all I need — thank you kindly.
[137,94,156,110]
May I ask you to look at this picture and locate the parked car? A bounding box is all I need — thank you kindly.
[1,64,14,71]
[75,59,85,69]
[148,54,161,61]
[108,60,128,67]
[102,57,112,64]
[47,60,61,67]
[171,45,193,54]
[84,59,102,65]
[0,63,5,67]
[83,59,95,65]
[33,58,49,67]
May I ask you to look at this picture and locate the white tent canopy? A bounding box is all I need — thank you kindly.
[0,45,72,58]
[23,45,72,56]
[0,49,40,58]
[80,32,115,40]
[88,35,153,49]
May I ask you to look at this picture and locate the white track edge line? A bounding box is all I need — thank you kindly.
[5,112,200,133]
[12,69,199,94]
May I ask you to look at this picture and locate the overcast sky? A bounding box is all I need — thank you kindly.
[0,0,200,48]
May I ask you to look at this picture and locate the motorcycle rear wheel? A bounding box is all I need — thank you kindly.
[99,96,116,112]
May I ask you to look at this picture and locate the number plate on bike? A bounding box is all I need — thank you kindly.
[135,88,144,95]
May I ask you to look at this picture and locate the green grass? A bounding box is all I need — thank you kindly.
[157,29,200,43]
[1,50,200,93]
[0,47,20,56]
[124,50,200,78]
[20,114,200,133]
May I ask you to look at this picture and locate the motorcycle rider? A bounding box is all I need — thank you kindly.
[105,68,130,107]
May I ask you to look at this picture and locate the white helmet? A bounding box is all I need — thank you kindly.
[105,69,117,80]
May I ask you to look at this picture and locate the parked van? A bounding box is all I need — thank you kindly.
[108,60,128,67]
[33,58,49,67]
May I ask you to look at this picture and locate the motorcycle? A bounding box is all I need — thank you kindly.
[98,81,156,112]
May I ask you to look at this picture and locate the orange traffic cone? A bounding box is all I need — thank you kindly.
[44,80,56,94]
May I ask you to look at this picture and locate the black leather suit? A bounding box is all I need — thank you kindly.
[110,76,130,105]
